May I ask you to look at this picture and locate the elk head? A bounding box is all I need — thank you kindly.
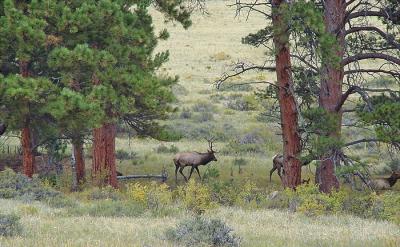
[206,137,218,161]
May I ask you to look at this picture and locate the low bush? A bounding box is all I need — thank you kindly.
[0,213,22,237]
[202,167,220,182]
[126,182,173,211]
[193,112,214,122]
[192,101,215,113]
[165,216,240,247]
[226,94,258,111]
[263,183,400,223]
[0,168,60,201]
[176,180,214,214]
[179,108,192,119]
[82,186,122,201]
[155,144,179,154]
[115,150,137,160]
[218,83,253,92]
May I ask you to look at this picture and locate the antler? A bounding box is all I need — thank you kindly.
[205,137,217,151]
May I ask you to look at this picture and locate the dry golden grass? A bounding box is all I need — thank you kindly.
[1,199,399,247]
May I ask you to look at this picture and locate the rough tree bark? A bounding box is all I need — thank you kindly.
[316,0,345,193]
[91,69,118,188]
[20,61,34,178]
[272,0,302,189]
[22,125,34,177]
[73,139,86,185]
[92,122,118,188]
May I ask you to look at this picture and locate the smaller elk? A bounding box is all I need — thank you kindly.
[367,171,400,190]
[0,123,6,136]
[270,154,284,182]
[269,154,312,182]
[173,138,218,183]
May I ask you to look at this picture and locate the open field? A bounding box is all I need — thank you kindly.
[0,199,399,247]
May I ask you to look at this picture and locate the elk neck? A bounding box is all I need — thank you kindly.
[198,152,214,165]
[387,175,399,187]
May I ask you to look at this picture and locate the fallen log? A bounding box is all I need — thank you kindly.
[117,174,167,182]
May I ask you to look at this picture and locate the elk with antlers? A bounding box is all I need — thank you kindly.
[173,138,218,183]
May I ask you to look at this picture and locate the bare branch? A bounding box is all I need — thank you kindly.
[291,54,318,72]
[335,85,373,112]
[215,61,275,88]
[345,26,400,50]
[343,138,381,147]
[342,53,400,66]
[344,69,400,79]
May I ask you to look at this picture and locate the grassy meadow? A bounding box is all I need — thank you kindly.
[1,1,400,247]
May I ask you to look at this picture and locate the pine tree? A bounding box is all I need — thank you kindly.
[46,0,192,187]
[0,0,63,177]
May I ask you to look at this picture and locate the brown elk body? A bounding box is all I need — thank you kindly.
[0,123,6,136]
[173,139,217,183]
[270,154,284,182]
[368,171,400,190]
[269,154,312,182]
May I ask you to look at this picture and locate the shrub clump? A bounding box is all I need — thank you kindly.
[115,150,137,160]
[165,216,240,247]
[126,182,173,211]
[155,144,179,154]
[226,94,258,111]
[177,180,214,214]
[82,186,122,201]
[265,183,400,223]
[192,101,215,112]
[0,213,22,237]
[0,168,60,201]
[193,112,214,122]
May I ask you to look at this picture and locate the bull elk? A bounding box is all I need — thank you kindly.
[367,171,400,190]
[173,138,218,183]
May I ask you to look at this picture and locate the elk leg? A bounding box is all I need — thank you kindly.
[175,165,179,183]
[179,167,188,181]
[188,166,195,180]
[195,167,201,179]
[277,167,282,181]
[270,166,277,182]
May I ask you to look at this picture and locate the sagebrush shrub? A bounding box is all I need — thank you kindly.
[0,213,22,237]
[84,186,122,201]
[155,144,179,154]
[165,216,240,247]
[0,168,60,201]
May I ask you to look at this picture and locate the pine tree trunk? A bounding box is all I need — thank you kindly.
[20,60,34,178]
[104,122,117,187]
[73,140,86,185]
[22,125,34,177]
[316,0,346,193]
[92,123,118,188]
[272,0,302,189]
